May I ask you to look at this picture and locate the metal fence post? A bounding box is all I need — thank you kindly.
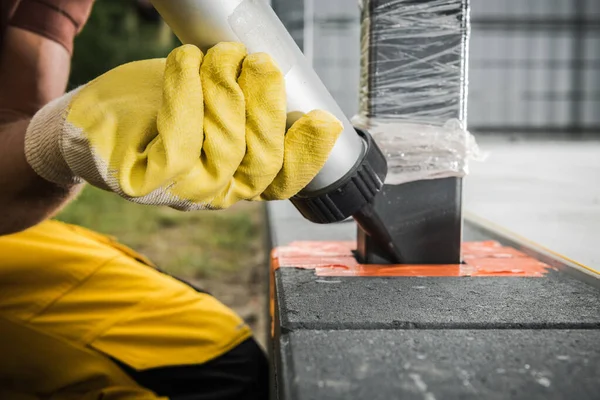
[356,0,470,264]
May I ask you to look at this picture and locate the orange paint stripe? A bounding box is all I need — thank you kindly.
[316,264,462,277]
[271,241,554,278]
[461,240,529,259]
[463,257,550,277]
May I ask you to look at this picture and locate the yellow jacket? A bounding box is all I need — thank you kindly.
[0,219,252,399]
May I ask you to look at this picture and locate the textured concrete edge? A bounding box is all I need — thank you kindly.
[274,332,298,400]
[274,265,600,332]
[266,206,600,399]
[280,329,600,400]
[266,202,300,399]
[263,204,279,400]
[267,205,600,334]
[464,212,600,288]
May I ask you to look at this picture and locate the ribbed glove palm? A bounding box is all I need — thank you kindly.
[25,43,343,210]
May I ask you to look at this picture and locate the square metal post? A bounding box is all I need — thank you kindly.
[357,0,470,264]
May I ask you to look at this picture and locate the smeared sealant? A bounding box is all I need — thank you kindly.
[271,240,553,277]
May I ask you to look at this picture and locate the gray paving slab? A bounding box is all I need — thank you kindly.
[278,329,600,400]
[275,268,600,330]
[267,154,600,400]
[270,202,600,330]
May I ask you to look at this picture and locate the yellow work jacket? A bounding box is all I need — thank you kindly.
[0,219,251,399]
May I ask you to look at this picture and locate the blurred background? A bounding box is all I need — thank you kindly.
[272,0,600,134]
[468,0,599,134]
[58,0,600,343]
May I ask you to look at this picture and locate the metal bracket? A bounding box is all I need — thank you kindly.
[356,179,463,264]
[357,0,469,264]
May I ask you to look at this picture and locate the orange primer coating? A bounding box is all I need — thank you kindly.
[271,240,553,278]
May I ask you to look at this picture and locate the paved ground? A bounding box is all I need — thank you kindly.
[269,135,600,399]
[280,329,600,400]
[464,136,600,271]
[270,217,600,399]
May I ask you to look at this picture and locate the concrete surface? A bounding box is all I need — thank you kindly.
[275,268,600,331]
[268,137,600,399]
[269,203,600,398]
[279,330,600,400]
[465,137,600,271]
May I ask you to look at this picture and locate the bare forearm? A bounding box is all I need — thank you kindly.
[0,119,81,235]
[0,28,78,235]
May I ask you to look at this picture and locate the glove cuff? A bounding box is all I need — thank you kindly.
[25,89,84,186]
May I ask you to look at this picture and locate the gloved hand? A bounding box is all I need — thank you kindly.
[24,43,343,210]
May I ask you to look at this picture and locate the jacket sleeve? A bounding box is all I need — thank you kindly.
[8,0,94,53]
[0,0,20,50]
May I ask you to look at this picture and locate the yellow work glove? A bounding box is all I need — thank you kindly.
[24,43,343,210]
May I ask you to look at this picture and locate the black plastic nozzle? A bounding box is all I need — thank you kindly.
[291,128,403,263]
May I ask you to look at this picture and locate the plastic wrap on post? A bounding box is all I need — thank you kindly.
[356,0,472,264]
[355,0,481,185]
[353,117,482,185]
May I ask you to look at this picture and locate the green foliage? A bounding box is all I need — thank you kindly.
[69,0,178,88]
[57,186,265,279]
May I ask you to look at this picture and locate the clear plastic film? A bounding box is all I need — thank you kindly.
[353,116,482,184]
[354,0,483,185]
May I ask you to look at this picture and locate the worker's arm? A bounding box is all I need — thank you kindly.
[0,27,81,235]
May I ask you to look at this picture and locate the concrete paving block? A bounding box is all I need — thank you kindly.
[275,268,600,330]
[279,329,600,400]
